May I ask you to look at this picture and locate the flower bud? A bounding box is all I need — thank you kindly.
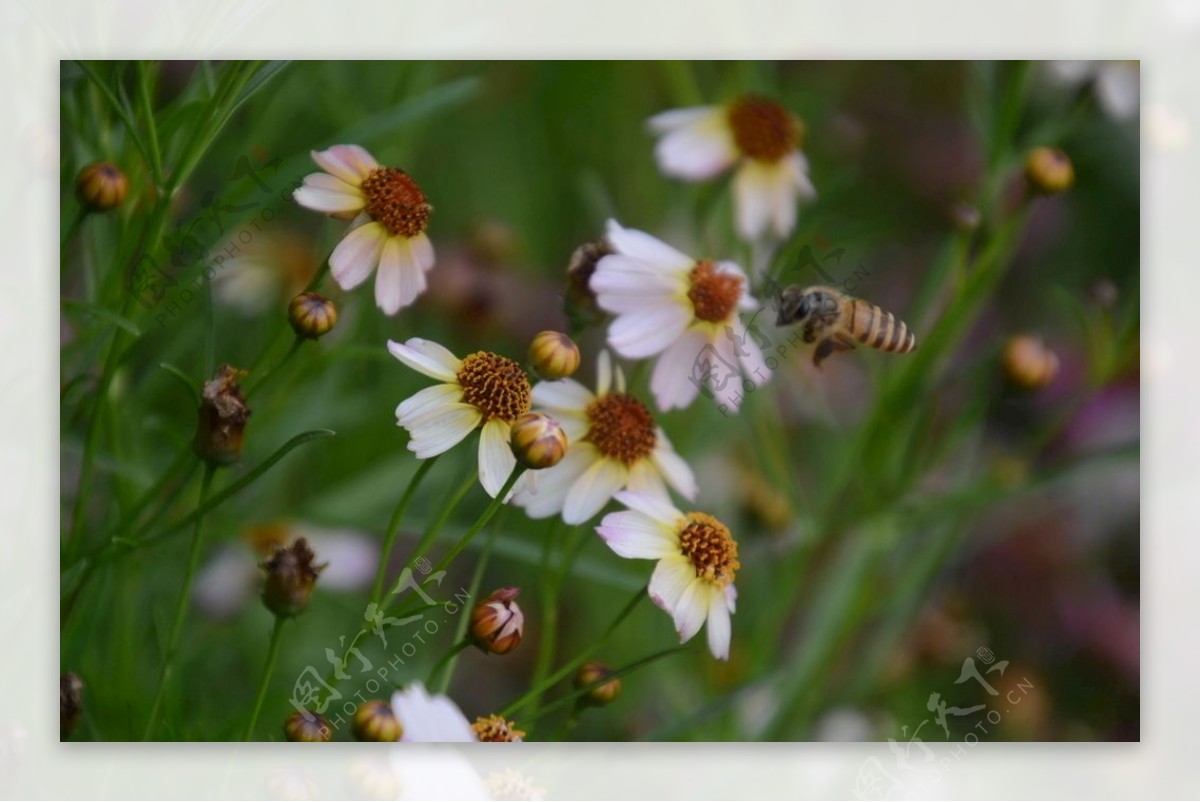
[285,710,332,742]
[193,364,251,465]
[469,587,524,655]
[353,700,402,742]
[510,412,568,470]
[529,331,581,379]
[1024,147,1074,195]
[288,292,338,340]
[1002,335,1060,390]
[75,162,128,212]
[564,237,613,327]
[60,673,84,740]
[574,661,622,707]
[261,538,325,618]
[471,714,526,742]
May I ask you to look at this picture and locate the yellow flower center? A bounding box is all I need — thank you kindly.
[360,167,431,238]
[727,95,801,162]
[687,261,743,324]
[456,352,532,423]
[584,393,657,465]
[472,715,525,742]
[679,512,740,587]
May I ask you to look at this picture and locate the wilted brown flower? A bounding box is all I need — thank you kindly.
[285,710,332,742]
[574,661,622,706]
[261,538,325,618]
[469,587,524,655]
[564,237,613,327]
[60,673,83,740]
[193,364,250,465]
[472,714,525,742]
[353,700,402,742]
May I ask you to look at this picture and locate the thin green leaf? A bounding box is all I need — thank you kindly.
[157,362,201,407]
[61,299,142,337]
[227,60,292,118]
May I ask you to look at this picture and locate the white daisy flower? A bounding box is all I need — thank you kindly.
[649,95,816,240]
[1044,61,1139,121]
[293,144,435,315]
[388,337,532,498]
[591,220,771,413]
[596,492,740,660]
[513,351,696,525]
[390,682,477,742]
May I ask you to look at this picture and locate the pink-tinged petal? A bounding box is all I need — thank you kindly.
[478,419,518,499]
[330,221,387,290]
[607,302,692,360]
[403,403,481,459]
[387,338,462,382]
[514,443,596,519]
[672,579,709,644]
[626,458,668,500]
[732,162,775,241]
[562,457,628,524]
[192,545,256,620]
[614,490,685,527]
[295,527,379,591]
[311,144,379,185]
[647,105,721,133]
[293,172,366,215]
[531,378,594,413]
[706,589,733,660]
[396,383,463,426]
[375,237,425,315]
[730,316,772,387]
[725,583,738,614]
[409,231,436,272]
[648,555,695,613]
[604,219,694,268]
[651,433,697,500]
[596,510,678,560]
[653,112,739,181]
[592,255,688,310]
[650,327,709,412]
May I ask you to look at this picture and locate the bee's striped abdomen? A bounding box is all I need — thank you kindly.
[849,299,916,354]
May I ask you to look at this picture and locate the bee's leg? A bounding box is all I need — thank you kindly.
[834,332,857,351]
[813,338,836,367]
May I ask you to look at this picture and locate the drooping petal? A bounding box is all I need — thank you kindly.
[650,327,708,412]
[647,105,720,133]
[478,419,518,499]
[626,458,668,500]
[732,161,776,241]
[329,221,387,290]
[653,110,739,181]
[591,255,687,313]
[391,682,477,743]
[604,219,694,269]
[672,579,709,644]
[293,172,366,215]
[403,404,481,459]
[408,231,437,272]
[374,236,425,315]
[531,378,594,413]
[651,433,698,500]
[705,588,733,660]
[396,383,463,426]
[730,316,772,389]
[562,457,628,524]
[648,555,695,613]
[596,509,679,559]
[709,330,749,412]
[514,443,596,519]
[387,338,462,382]
[596,349,614,397]
[311,144,379,185]
[613,490,686,528]
[606,302,692,359]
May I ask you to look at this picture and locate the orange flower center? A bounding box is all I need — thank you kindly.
[584,393,657,465]
[687,261,743,324]
[679,512,740,587]
[455,352,532,423]
[360,167,431,238]
[727,95,801,162]
[472,715,525,742]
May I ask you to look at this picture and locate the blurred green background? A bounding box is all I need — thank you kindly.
[60,61,1139,742]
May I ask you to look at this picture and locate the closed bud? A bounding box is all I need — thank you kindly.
[565,238,613,327]
[288,292,338,339]
[470,587,524,655]
[574,661,622,706]
[1025,147,1075,195]
[60,673,84,740]
[1002,335,1060,390]
[75,162,129,211]
[285,710,332,742]
[261,538,325,618]
[529,331,581,379]
[353,700,402,742]
[193,364,251,465]
[471,714,526,742]
[510,412,568,470]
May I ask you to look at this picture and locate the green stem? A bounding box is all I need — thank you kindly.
[528,521,565,712]
[243,616,287,741]
[245,337,304,397]
[369,456,440,604]
[426,467,523,578]
[135,61,165,189]
[427,640,471,692]
[434,513,502,693]
[142,462,216,740]
[61,207,89,265]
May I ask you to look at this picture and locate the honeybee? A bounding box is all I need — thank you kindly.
[774,284,916,367]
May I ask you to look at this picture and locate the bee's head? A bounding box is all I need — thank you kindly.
[776,285,811,326]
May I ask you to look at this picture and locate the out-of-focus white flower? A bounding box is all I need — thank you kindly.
[1044,61,1140,120]
[388,338,534,499]
[649,95,815,240]
[591,220,770,412]
[390,682,477,742]
[210,229,318,316]
[192,523,377,620]
[596,492,739,660]
[293,144,435,315]
[513,351,696,524]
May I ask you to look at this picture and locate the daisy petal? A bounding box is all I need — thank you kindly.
[652,435,697,500]
[404,403,481,458]
[532,379,594,412]
[375,237,425,315]
[647,106,720,133]
[293,173,366,215]
[706,589,733,660]
[596,350,614,397]
[391,682,477,743]
[396,383,462,426]
[626,459,668,500]
[514,443,595,519]
[607,303,693,360]
[613,490,685,527]
[312,144,379,185]
[604,220,694,268]
[648,555,695,613]
[387,338,462,382]
[654,113,739,181]
[478,419,517,499]
[562,458,628,524]
[673,579,709,643]
[409,231,437,272]
[330,221,387,291]
[733,162,775,241]
[650,327,709,412]
[596,510,678,559]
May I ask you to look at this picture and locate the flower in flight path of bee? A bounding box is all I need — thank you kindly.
[590,219,771,413]
[293,144,435,315]
[649,94,816,240]
[597,492,739,660]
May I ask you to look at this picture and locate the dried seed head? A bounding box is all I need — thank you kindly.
[352,700,402,742]
[1002,335,1060,390]
[285,710,332,742]
[510,412,569,470]
[193,364,250,465]
[60,673,84,740]
[472,714,526,742]
[75,162,129,212]
[574,661,622,706]
[288,292,338,339]
[1025,147,1075,195]
[260,538,325,618]
[528,331,581,380]
[470,587,524,655]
